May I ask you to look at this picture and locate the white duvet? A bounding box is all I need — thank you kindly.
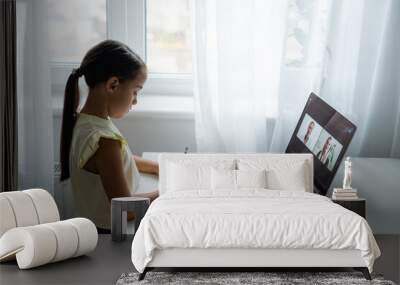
[131,190,380,273]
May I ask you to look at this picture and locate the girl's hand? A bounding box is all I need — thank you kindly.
[134,155,159,176]
[153,163,159,176]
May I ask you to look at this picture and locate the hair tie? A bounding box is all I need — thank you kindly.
[72,68,83,78]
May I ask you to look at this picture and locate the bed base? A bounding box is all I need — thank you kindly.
[138,266,371,281]
[138,248,372,281]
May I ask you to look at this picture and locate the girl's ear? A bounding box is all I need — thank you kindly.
[105,76,120,93]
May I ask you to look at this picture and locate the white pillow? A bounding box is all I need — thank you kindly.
[236,169,267,188]
[211,168,236,190]
[167,162,211,191]
[238,159,310,191]
[266,162,307,191]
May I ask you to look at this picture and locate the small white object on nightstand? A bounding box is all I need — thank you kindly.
[343,157,353,190]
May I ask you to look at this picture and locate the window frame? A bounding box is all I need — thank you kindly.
[50,0,193,102]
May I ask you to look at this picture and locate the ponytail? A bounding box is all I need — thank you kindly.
[60,69,81,181]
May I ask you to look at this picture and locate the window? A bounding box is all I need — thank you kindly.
[146,0,193,74]
[46,0,107,63]
[48,0,194,100]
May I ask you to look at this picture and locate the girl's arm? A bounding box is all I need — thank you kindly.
[90,138,135,220]
[86,140,158,220]
[133,155,159,176]
[94,138,132,199]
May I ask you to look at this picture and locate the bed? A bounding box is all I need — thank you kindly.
[131,153,380,280]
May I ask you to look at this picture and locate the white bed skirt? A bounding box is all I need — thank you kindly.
[148,248,366,268]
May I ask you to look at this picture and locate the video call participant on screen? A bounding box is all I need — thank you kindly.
[317,136,332,164]
[303,121,315,145]
[324,144,336,170]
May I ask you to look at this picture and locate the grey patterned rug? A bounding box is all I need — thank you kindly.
[116,271,396,285]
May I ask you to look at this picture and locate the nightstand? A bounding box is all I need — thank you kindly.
[111,197,150,242]
[332,198,366,218]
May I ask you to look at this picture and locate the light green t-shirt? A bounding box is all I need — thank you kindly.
[69,113,140,229]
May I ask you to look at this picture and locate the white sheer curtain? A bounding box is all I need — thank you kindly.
[193,0,400,158]
[16,0,54,194]
[193,0,289,152]
[318,0,400,158]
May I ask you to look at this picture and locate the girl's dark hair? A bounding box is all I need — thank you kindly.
[60,40,146,181]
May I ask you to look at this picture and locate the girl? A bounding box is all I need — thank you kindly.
[60,40,159,233]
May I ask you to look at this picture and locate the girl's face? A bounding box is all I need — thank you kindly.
[107,69,147,118]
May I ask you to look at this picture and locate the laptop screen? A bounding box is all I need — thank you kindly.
[286,93,357,195]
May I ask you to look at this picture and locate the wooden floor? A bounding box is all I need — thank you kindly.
[0,234,398,285]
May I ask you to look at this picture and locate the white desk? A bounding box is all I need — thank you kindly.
[136,152,160,194]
